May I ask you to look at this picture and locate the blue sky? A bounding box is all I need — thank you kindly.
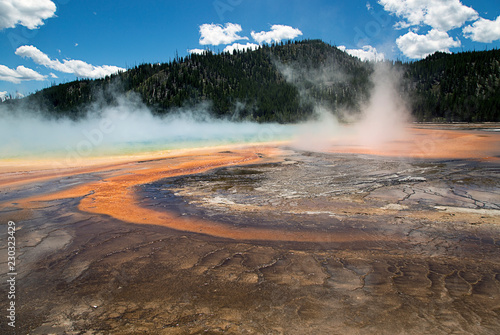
[1,0,499,99]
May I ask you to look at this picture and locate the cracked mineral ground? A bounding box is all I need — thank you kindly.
[0,125,499,334]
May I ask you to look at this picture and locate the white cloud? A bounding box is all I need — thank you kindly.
[396,29,461,59]
[463,16,500,43]
[378,0,478,31]
[0,91,8,101]
[188,48,208,55]
[50,72,58,78]
[394,21,411,30]
[15,45,125,79]
[199,23,248,46]
[251,25,303,44]
[223,43,259,53]
[338,45,385,62]
[0,0,56,30]
[0,64,46,84]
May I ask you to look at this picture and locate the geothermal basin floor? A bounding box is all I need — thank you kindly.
[0,125,499,334]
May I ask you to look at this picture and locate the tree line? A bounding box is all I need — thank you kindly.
[1,40,498,122]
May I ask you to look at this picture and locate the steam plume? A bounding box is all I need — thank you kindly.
[0,94,293,162]
[354,62,411,148]
[287,61,411,152]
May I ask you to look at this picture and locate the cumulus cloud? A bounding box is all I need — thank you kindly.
[199,23,248,46]
[0,91,8,101]
[251,25,303,44]
[0,64,46,84]
[0,0,56,30]
[338,45,385,62]
[188,48,208,55]
[396,29,461,59]
[378,0,478,31]
[223,42,259,53]
[463,16,500,43]
[15,45,125,79]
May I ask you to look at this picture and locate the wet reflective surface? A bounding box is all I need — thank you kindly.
[0,129,499,334]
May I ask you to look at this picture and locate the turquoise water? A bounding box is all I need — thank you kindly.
[1,119,297,160]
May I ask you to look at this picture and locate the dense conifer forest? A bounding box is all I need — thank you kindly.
[403,50,500,122]
[1,40,499,122]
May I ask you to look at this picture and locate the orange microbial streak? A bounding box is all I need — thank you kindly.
[327,127,500,160]
[7,145,389,243]
[3,127,499,242]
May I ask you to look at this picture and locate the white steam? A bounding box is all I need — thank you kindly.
[354,63,411,147]
[0,94,293,162]
[293,105,344,152]
[291,62,411,152]
[1,63,411,163]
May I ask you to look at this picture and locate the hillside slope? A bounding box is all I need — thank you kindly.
[1,40,499,122]
[404,49,500,122]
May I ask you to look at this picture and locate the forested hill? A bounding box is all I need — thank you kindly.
[404,49,500,122]
[2,40,499,122]
[2,40,373,123]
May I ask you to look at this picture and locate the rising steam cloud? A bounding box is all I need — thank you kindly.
[291,61,412,152]
[1,61,411,164]
[0,94,293,163]
[354,62,411,147]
